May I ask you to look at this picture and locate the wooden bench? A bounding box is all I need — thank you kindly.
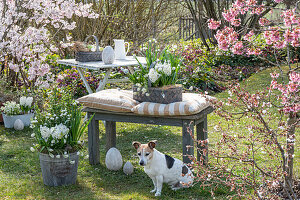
[83,106,214,165]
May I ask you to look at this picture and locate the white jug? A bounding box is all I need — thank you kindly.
[114,39,129,59]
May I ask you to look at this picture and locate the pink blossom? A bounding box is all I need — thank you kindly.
[246,47,262,55]
[231,41,244,55]
[208,19,221,30]
[243,31,254,41]
[284,29,294,43]
[281,9,299,27]
[259,18,270,26]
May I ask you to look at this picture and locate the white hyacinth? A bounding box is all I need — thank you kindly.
[162,63,172,76]
[26,97,33,107]
[51,124,69,140]
[40,125,51,141]
[148,68,159,83]
[39,124,69,142]
[20,97,27,106]
[20,96,33,107]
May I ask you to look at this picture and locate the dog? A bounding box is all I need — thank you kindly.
[133,140,194,196]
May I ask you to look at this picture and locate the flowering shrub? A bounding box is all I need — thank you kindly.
[1,96,33,115]
[172,39,262,92]
[0,0,98,89]
[130,39,181,92]
[57,67,100,98]
[30,88,93,155]
[189,0,300,198]
[189,70,299,199]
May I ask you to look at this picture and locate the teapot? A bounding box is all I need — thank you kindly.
[114,39,130,59]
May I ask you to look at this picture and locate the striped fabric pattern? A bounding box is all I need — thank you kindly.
[77,89,138,112]
[131,93,211,116]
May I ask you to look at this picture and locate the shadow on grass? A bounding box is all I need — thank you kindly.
[78,123,228,199]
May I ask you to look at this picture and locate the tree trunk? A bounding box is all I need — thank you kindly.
[286,113,296,180]
[285,112,297,198]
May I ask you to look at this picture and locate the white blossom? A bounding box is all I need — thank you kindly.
[30,147,35,152]
[20,97,27,106]
[148,68,159,83]
[162,63,172,75]
[25,97,33,107]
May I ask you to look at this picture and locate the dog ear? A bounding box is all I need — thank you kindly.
[132,141,141,149]
[148,140,157,149]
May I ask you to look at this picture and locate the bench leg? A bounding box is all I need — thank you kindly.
[197,116,208,164]
[105,121,116,151]
[182,120,194,164]
[88,113,100,165]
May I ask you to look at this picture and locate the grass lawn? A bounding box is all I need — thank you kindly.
[0,66,299,200]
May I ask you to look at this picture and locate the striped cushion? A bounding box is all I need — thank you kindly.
[131,93,212,116]
[77,89,138,112]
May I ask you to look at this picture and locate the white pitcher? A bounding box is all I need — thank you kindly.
[114,39,130,59]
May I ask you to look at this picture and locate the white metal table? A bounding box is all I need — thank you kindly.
[58,56,146,94]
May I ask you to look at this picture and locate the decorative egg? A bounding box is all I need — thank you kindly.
[102,46,115,64]
[105,147,123,171]
[14,119,24,130]
[123,161,134,175]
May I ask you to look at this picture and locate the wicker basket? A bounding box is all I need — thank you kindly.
[133,85,182,104]
[75,35,102,62]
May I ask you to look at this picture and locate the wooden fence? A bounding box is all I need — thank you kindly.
[179,17,213,41]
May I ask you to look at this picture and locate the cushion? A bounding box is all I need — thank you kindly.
[131,93,213,116]
[77,89,138,112]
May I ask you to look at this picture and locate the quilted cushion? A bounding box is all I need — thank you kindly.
[131,93,212,116]
[77,89,138,112]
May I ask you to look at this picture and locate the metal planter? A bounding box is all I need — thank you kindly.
[2,113,34,128]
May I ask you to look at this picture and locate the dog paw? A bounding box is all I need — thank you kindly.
[155,192,161,196]
[150,189,156,193]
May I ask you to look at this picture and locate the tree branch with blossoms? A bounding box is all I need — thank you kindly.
[0,0,99,90]
[184,0,300,199]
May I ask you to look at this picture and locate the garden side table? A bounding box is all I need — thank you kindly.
[83,106,214,165]
[58,56,146,94]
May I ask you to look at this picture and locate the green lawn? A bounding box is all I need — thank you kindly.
[0,66,299,200]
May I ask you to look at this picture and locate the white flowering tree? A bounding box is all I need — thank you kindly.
[0,0,98,89]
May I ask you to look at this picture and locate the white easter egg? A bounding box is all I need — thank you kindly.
[102,46,115,64]
[14,119,24,130]
[105,147,123,171]
[123,161,134,175]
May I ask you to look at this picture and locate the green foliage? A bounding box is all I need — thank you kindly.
[31,87,93,154]
[129,40,182,89]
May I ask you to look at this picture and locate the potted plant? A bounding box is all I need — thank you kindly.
[30,88,93,186]
[130,39,182,104]
[1,96,34,128]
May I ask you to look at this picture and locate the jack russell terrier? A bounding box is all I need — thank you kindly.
[133,140,194,196]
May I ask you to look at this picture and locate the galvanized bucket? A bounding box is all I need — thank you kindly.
[2,113,34,128]
[39,152,79,186]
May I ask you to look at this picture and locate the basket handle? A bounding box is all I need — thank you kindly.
[84,35,100,52]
